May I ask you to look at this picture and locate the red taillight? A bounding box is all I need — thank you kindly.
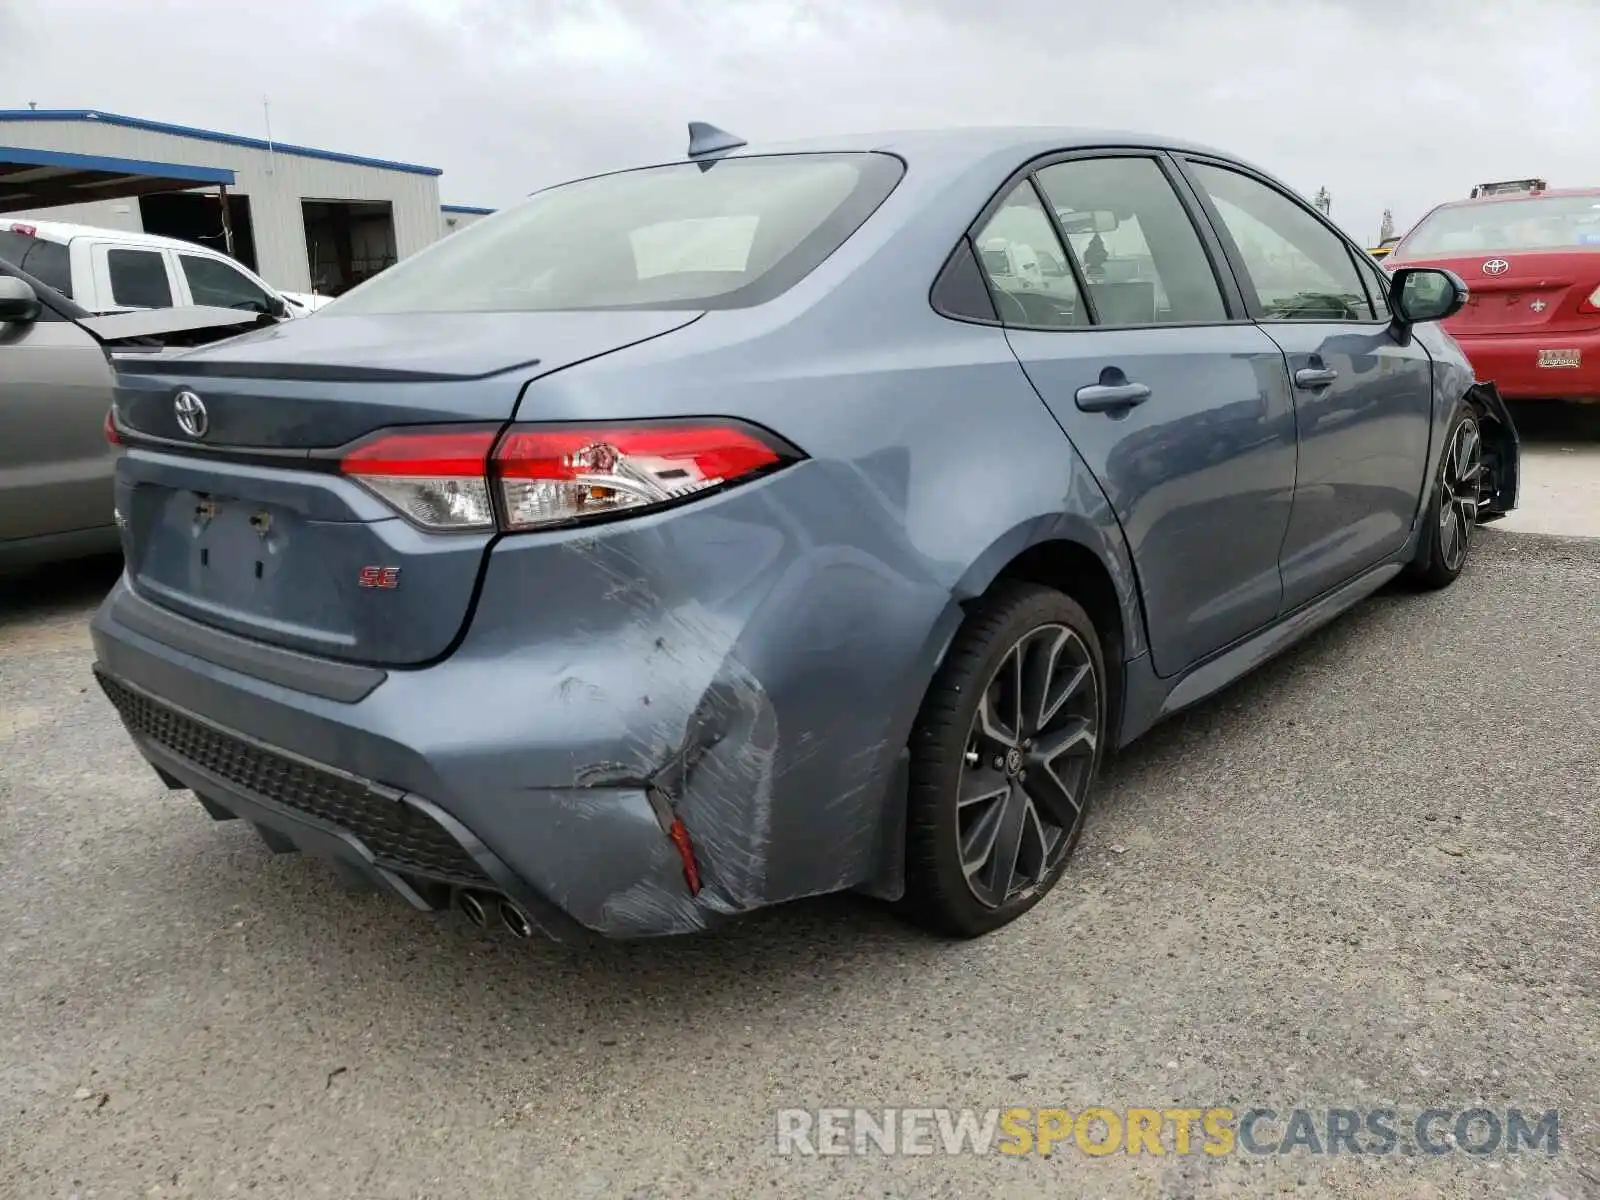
[104,410,121,445]
[339,429,499,476]
[1577,284,1600,315]
[9,223,38,238]
[339,420,795,533]
[494,422,785,531]
[339,429,499,531]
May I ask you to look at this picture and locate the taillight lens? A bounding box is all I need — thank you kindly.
[494,423,787,531]
[340,429,499,530]
[1578,284,1600,314]
[339,421,797,533]
[104,410,121,445]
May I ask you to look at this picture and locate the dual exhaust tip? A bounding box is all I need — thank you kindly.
[458,889,535,939]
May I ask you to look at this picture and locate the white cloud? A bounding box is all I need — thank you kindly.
[2,0,1595,242]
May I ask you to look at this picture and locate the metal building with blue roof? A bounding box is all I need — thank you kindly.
[0,109,491,295]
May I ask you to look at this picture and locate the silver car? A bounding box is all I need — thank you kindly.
[0,262,278,570]
[0,263,120,570]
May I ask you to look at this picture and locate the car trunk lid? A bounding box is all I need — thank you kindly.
[1392,250,1600,337]
[109,309,702,667]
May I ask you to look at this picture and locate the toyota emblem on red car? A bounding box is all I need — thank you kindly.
[1482,258,1510,276]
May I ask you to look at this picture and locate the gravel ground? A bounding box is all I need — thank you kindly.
[1,530,1596,1200]
[1495,401,1600,539]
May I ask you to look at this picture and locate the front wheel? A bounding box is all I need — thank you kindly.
[1406,406,1484,590]
[900,583,1107,938]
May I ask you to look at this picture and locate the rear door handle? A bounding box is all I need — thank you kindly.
[1294,366,1339,389]
[1075,381,1152,413]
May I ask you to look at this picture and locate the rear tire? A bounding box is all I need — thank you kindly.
[1405,405,1484,591]
[900,583,1107,938]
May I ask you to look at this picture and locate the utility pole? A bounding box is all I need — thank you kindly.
[1379,209,1395,242]
[217,185,236,259]
[1313,187,1332,217]
[264,97,275,175]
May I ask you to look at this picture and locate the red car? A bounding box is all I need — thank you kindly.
[1387,181,1600,403]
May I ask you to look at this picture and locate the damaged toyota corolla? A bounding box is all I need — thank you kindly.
[91,123,1519,943]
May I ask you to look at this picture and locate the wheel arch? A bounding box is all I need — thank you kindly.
[860,519,1144,901]
[1465,380,1519,519]
[973,538,1130,745]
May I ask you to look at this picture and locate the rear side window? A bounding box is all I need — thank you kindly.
[973,181,1086,328]
[326,152,905,315]
[0,231,73,298]
[107,248,173,308]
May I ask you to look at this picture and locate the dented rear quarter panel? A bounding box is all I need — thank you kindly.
[444,302,1143,930]
[415,142,1152,928]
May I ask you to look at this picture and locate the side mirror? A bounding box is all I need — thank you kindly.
[0,276,42,323]
[267,294,291,318]
[1390,267,1468,325]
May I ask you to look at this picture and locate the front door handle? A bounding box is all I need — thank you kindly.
[1075,380,1152,413]
[1294,366,1339,389]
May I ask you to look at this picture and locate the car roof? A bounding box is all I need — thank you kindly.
[2,217,219,254]
[543,125,1270,198]
[551,125,1295,227]
[716,125,1247,168]
[1435,186,1600,210]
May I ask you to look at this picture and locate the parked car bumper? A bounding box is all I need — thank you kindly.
[89,474,958,940]
[1453,329,1600,401]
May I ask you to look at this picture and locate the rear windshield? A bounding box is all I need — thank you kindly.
[325,152,905,315]
[0,231,73,298]
[1399,194,1600,256]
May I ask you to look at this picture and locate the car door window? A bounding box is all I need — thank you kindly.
[1355,254,1392,321]
[106,248,173,308]
[972,180,1086,329]
[1186,162,1372,322]
[180,254,276,313]
[1034,157,1229,326]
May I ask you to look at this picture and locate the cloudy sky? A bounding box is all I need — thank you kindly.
[3,0,1595,243]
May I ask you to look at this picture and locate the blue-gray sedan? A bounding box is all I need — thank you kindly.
[89,124,1519,942]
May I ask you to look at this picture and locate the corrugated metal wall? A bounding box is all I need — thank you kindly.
[3,119,443,292]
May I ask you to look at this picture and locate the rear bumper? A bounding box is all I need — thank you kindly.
[90,585,737,940]
[90,465,959,939]
[1453,329,1600,400]
[89,634,702,942]
[92,666,600,941]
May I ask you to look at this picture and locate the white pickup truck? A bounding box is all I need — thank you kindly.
[0,219,331,318]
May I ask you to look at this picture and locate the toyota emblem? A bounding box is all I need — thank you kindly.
[173,391,208,438]
[1482,258,1510,276]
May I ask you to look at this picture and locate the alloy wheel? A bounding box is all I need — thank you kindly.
[957,624,1099,908]
[1439,417,1483,573]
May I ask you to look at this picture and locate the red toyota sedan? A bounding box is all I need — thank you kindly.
[1387,185,1600,402]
